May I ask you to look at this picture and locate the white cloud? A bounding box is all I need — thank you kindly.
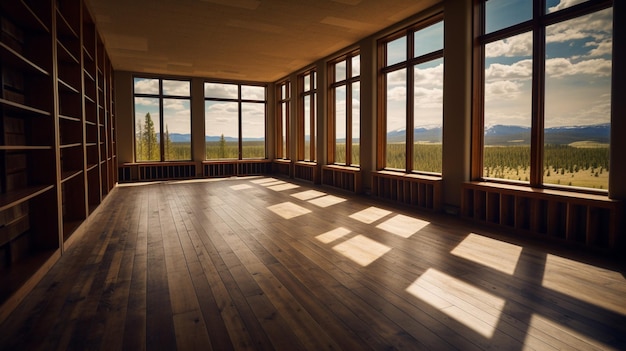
[162,80,190,96]
[386,86,406,102]
[545,57,612,78]
[486,32,532,58]
[204,82,238,99]
[485,60,532,81]
[548,0,587,13]
[134,78,159,94]
[546,8,612,44]
[584,39,612,58]
[134,97,159,106]
[485,80,524,101]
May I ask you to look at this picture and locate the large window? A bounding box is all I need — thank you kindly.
[479,0,612,191]
[380,18,444,173]
[204,82,266,159]
[277,80,290,160]
[299,70,317,162]
[329,51,360,166]
[134,77,191,162]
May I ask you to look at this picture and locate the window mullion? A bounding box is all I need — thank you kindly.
[159,79,165,162]
[530,0,546,187]
[406,33,415,172]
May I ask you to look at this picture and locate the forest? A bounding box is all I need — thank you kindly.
[136,112,608,189]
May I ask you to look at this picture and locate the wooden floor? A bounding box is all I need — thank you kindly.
[1,176,625,350]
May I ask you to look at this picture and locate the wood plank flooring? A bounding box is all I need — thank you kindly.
[1,176,625,350]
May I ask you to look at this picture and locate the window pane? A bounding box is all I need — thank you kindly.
[335,86,346,164]
[486,0,532,34]
[484,31,532,181]
[351,55,360,78]
[335,60,347,82]
[281,102,288,159]
[241,85,265,101]
[414,21,444,58]
[351,82,360,166]
[547,0,589,14]
[304,95,311,161]
[386,36,406,66]
[162,80,190,96]
[204,82,238,99]
[544,9,611,190]
[386,69,406,170]
[413,59,443,173]
[135,97,160,161]
[303,74,310,92]
[242,102,266,159]
[163,98,191,160]
[205,101,239,159]
[134,78,159,94]
[281,83,288,99]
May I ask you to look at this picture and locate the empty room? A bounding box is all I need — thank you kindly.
[0,0,625,349]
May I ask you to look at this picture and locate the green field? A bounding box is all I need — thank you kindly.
[142,139,609,190]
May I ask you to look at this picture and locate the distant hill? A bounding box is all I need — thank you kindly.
[387,126,443,143]
[484,123,610,145]
[157,133,263,142]
[161,123,610,145]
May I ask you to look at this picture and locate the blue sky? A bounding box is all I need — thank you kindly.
[484,0,612,128]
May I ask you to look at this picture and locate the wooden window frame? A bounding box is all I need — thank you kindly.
[204,81,267,160]
[297,69,317,162]
[377,14,444,174]
[328,50,360,166]
[133,76,191,162]
[276,80,290,160]
[472,0,613,194]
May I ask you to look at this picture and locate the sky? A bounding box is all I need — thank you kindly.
[484,0,612,129]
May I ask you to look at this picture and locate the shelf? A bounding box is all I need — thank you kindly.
[0,1,51,33]
[0,43,49,76]
[0,186,54,213]
[0,98,50,117]
[61,169,82,183]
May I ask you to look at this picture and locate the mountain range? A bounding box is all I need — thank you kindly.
[161,123,610,145]
[387,123,610,145]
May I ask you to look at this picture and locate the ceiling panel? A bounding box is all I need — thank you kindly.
[85,0,439,82]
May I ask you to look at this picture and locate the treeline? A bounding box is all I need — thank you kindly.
[135,112,191,161]
[385,143,442,172]
[484,144,609,177]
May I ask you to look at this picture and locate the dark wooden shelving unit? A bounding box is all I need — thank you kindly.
[0,0,117,321]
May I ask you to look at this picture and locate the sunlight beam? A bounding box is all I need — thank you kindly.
[376,214,429,238]
[332,235,391,267]
[316,227,351,244]
[267,202,311,219]
[451,233,522,275]
[349,206,392,224]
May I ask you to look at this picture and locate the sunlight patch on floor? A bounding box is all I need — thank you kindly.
[308,195,346,208]
[250,178,277,184]
[406,268,505,338]
[267,183,300,191]
[261,180,286,187]
[316,227,351,244]
[332,235,391,267]
[376,214,429,238]
[267,202,312,219]
[451,233,522,275]
[230,184,253,191]
[543,254,626,315]
[349,206,392,224]
[291,189,327,201]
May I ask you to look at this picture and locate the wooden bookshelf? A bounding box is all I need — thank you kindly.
[0,0,116,320]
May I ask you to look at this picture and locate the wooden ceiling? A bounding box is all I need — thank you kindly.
[84,0,439,82]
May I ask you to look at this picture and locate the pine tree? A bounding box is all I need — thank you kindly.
[143,113,158,160]
[218,134,226,158]
[165,124,172,160]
